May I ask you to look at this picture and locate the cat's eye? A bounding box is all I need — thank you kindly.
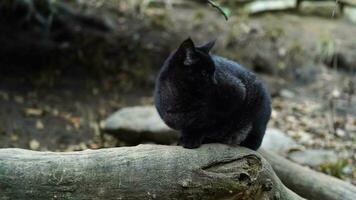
[201,70,207,76]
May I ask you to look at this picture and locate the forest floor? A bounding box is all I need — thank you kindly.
[0,3,355,185]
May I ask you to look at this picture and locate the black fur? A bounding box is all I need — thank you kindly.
[154,38,271,150]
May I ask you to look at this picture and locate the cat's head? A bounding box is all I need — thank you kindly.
[170,38,216,84]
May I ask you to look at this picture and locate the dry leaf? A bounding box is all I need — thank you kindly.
[69,117,81,129]
[25,108,43,116]
[29,139,40,150]
[14,95,24,104]
[35,120,44,130]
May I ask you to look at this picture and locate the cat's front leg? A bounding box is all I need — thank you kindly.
[178,129,204,149]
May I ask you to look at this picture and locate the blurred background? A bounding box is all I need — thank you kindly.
[0,0,355,184]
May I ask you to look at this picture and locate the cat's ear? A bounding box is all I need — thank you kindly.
[197,40,216,53]
[176,38,198,66]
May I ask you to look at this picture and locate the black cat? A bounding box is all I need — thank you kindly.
[154,38,271,150]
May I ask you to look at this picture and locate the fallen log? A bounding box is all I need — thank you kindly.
[259,149,356,200]
[0,144,303,200]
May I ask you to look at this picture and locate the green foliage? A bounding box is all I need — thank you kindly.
[316,35,335,63]
[207,0,230,21]
[319,159,350,179]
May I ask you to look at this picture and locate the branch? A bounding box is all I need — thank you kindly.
[0,144,303,200]
[259,149,356,200]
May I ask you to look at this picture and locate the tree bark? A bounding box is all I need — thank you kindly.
[259,149,356,200]
[0,144,303,200]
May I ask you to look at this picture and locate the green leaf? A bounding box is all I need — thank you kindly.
[207,0,230,21]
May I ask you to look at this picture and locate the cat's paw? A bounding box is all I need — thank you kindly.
[178,136,203,149]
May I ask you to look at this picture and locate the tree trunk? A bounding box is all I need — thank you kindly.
[259,149,356,200]
[0,144,303,200]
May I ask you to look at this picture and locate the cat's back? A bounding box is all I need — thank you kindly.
[211,55,270,106]
[212,55,256,83]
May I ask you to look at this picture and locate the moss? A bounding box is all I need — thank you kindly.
[147,9,173,30]
[319,159,349,179]
[193,10,206,21]
[264,25,285,41]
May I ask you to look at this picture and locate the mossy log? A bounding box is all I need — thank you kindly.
[0,144,303,200]
[259,149,356,200]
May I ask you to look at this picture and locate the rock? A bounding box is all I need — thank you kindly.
[299,1,341,17]
[288,149,338,167]
[102,107,300,151]
[279,89,295,99]
[102,107,307,155]
[344,6,356,24]
[261,128,298,154]
[100,106,179,145]
[293,130,313,145]
[245,0,296,14]
[336,128,346,137]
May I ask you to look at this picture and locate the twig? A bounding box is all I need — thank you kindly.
[207,0,228,21]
